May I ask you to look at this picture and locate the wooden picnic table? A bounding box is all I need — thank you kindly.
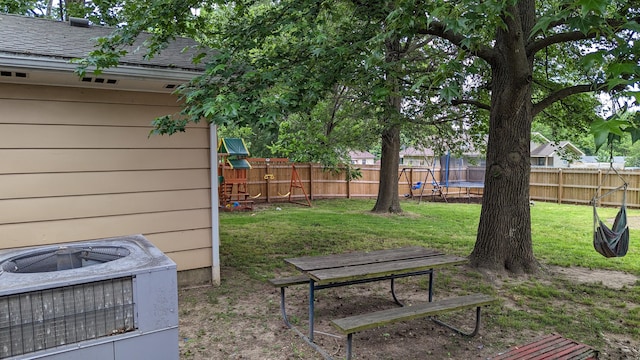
[282,246,468,343]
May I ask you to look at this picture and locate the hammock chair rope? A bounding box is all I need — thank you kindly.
[591,153,629,258]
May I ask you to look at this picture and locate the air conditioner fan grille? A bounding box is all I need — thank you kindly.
[0,246,130,273]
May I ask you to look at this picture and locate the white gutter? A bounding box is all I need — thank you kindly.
[210,124,221,285]
[0,54,199,82]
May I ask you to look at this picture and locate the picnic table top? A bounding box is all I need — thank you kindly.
[284,246,467,285]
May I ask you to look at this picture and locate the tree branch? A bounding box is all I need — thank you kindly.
[416,21,498,65]
[532,84,601,116]
[527,13,640,56]
[451,99,491,111]
[527,30,598,56]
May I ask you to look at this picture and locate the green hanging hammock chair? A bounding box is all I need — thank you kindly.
[592,166,629,258]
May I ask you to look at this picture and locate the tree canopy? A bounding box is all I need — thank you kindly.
[86,0,639,272]
[7,0,639,273]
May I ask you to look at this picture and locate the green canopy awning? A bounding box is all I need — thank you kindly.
[218,138,250,156]
[227,158,252,169]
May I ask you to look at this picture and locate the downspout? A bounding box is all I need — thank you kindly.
[210,124,221,285]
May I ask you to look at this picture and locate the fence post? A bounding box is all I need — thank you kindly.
[597,169,602,206]
[557,168,563,204]
[346,166,351,199]
[265,160,271,203]
[308,163,313,200]
[410,168,414,190]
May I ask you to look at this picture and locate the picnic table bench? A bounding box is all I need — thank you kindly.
[332,293,497,359]
[270,246,498,359]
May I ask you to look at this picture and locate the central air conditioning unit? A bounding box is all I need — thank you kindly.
[0,235,178,360]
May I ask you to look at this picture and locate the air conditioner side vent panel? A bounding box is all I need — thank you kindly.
[0,277,136,358]
[0,235,178,360]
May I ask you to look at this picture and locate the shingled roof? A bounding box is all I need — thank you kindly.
[0,13,204,72]
[530,141,584,157]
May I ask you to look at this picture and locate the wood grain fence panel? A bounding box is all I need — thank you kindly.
[353,166,381,198]
[240,161,640,208]
[530,169,560,202]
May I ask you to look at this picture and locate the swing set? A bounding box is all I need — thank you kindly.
[218,138,258,211]
[591,145,630,258]
[262,158,312,207]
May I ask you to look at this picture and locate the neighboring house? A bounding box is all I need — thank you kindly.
[349,151,377,165]
[399,147,435,167]
[577,156,626,169]
[530,133,585,168]
[0,14,220,286]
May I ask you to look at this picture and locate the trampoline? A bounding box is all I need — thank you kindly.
[434,153,485,202]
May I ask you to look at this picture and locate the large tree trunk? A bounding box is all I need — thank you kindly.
[372,124,402,213]
[372,37,403,213]
[470,1,539,274]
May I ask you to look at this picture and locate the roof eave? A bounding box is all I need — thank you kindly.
[0,53,199,82]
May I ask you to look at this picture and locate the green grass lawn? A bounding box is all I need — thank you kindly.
[218,199,640,350]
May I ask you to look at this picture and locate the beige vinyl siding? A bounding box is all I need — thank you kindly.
[0,149,209,174]
[0,83,212,272]
[0,170,210,199]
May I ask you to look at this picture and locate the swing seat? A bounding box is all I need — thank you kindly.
[592,175,629,258]
[411,182,423,190]
[594,205,629,258]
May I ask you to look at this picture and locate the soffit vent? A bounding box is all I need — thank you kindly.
[0,71,28,78]
[81,77,118,85]
[164,84,178,89]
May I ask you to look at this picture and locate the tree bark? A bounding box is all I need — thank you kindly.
[372,36,403,213]
[470,1,539,273]
[372,124,402,213]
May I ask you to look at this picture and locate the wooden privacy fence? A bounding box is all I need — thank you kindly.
[244,159,640,208]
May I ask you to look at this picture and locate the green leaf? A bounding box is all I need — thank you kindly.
[626,127,640,144]
[607,62,640,77]
[622,20,640,32]
[409,75,429,92]
[579,51,604,71]
[590,117,627,152]
[606,78,631,91]
[439,85,461,103]
[372,86,390,100]
[577,0,608,16]
[566,14,602,34]
[530,12,567,38]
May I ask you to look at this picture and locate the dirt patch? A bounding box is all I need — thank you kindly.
[178,267,639,360]
[625,216,640,230]
[549,265,639,289]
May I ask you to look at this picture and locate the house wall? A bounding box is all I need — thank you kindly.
[401,156,428,167]
[350,158,375,165]
[0,83,212,284]
[401,156,438,167]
